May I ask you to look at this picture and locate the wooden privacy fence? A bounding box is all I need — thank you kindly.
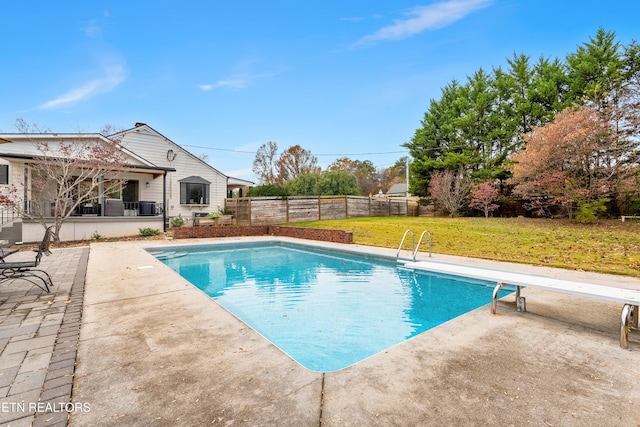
[225,196,414,226]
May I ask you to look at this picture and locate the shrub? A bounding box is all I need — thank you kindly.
[170,216,184,228]
[246,184,289,197]
[575,198,609,223]
[139,228,161,237]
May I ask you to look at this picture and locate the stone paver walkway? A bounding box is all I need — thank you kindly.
[0,247,88,427]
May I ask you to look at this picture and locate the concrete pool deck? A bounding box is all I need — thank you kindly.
[4,236,639,425]
[69,237,640,426]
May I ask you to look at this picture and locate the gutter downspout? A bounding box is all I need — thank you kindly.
[99,176,105,216]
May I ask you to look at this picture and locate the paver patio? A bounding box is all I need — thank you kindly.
[0,246,88,427]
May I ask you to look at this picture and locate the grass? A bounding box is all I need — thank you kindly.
[293,217,640,277]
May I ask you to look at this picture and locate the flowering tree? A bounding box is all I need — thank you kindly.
[0,136,127,243]
[428,169,472,217]
[470,181,499,217]
[509,106,617,218]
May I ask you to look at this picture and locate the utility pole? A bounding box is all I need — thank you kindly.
[405,157,411,199]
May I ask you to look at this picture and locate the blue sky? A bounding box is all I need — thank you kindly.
[1,1,638,182]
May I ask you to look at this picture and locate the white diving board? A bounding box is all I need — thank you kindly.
[401,260,640,349]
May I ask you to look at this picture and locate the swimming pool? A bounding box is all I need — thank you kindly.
[148,241,512,372]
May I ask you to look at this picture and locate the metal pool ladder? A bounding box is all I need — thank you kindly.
[396,229,432,261]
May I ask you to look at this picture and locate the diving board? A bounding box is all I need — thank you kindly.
[400,260,640,349]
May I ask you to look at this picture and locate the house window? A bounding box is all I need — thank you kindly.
[179,176,211,205]
[104,179,122,199]
[0,165,8,185]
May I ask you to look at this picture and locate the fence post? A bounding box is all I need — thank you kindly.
[248,197,252,226]
[235,198,239,225]
[286,198,289,223]
[345,196,348,218]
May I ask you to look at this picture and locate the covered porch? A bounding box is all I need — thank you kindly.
[18,165,174,243]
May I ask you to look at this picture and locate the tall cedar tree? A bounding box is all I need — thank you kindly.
[405,28,638,209]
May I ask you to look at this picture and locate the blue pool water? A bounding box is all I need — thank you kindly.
[148,241,511,372]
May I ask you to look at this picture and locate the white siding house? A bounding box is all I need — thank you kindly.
[0,123,238,243]
[112,123,229,225]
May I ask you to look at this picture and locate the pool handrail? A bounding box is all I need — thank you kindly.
[397,229,432,261]
[414,230,432,259]
[396,230,415,260]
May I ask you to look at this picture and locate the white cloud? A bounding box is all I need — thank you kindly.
[83,19,102,38]
[38,65,126,110]
[199,67,286,92]
[353,0,493,47]
[199,76,251,92]
[83,11,111,38]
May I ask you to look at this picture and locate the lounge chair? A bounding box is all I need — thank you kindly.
[0,247,18,259]
[0,226,53,292]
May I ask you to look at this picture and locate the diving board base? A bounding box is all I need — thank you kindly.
[401,260,640,350]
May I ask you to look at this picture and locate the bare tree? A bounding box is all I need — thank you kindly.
[253,141,280,185]
[428,169,472,217]
[13,118,50,133]
[99,123,124,136]
[0,134,128,242]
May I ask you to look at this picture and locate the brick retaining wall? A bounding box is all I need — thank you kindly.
[173,225,353,244]
[268,226,353,244]
[173,226,269,239]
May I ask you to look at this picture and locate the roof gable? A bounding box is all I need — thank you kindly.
[387,183,408,194]
[0,133,165,170]
[113,123,228,179]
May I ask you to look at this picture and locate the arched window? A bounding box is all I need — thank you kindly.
[179,176,210,205]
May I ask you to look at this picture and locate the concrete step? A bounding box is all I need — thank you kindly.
[0,221,22,245]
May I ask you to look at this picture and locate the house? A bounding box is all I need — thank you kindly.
[387,183,409,198]
[0,123,252,243]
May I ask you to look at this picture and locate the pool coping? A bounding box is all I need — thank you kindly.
[70,236,640,426]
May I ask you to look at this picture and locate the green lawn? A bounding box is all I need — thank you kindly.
[292,217,640,277]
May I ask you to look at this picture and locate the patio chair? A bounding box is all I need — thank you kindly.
[0,226,53,292]
[0,247,18,259]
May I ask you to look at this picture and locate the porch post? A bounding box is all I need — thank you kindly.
[99,176,105,216]
[163,171,167,232]
[23,163,29,213]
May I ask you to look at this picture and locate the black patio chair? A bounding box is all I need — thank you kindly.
[0,226,53,292]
